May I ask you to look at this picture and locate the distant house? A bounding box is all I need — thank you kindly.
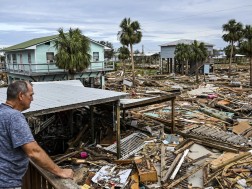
[159,39,214,74]
[1,34,114,86]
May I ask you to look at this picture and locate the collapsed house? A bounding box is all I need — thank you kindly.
[1,67,252,189]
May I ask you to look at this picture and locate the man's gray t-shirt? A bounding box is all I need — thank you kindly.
[0,103,35,187]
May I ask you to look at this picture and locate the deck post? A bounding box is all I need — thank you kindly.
[116,100,121,159]
[90,105,94,143]
[171,97,175,133]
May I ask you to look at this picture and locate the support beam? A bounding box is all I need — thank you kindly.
[171,98,175,133]
[68,110,74,137]
[100,75,105,90]
[116,100,121,159]
[90,105,94,143]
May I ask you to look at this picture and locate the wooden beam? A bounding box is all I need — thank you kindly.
[90,105,94,143]
[116,100,121,159]
[171,98,175,133]
[162,153,183,183]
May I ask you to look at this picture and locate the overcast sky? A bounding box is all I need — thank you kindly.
[0,0,251,52]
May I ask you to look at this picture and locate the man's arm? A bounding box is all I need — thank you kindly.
[22,141,74,179]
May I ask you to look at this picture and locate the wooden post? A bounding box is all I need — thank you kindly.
[68,110,73,137]
[116,100,121,159]
[90,105,94,143]
[100,75,105,90]
[171,98,175,133]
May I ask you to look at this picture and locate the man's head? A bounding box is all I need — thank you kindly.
[7,81,34,111]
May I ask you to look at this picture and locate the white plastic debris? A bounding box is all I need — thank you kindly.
[237,179,247,187]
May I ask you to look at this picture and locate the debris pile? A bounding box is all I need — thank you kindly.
[29,64,252,188]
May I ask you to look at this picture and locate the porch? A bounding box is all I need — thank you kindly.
[3,61,115,76]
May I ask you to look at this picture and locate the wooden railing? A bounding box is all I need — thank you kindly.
[22,161,79,189]
[22,161,56,189]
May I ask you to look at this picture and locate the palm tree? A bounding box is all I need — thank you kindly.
[174,43,191,75]
[190,40,208,83]
[223,45,237,59]
[239,25,252,86]
[118,18,142,86]
[222,19,243,78]
[54,28,91,79]
[118,46,130,77]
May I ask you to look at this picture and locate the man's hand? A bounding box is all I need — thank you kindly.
[58,168,74,179]
[22,142,74,179]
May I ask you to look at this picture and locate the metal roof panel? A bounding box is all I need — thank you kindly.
[0,80,127,116]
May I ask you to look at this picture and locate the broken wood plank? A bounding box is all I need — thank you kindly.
[170,149,189,180]
[174,141,194,155]
[184,153,211,166]
[211,151,251,171]
[160,143,166,181]
[161,153,183,183]
[138,104,168,113]
[165,162,208,189]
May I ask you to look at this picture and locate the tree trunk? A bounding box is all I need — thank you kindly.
[130,44,135,87]
[228,42,234,78]
[250,57,252,86]
[181,61,184,75]
[185,60,189,75]
[196,61,199,83]
[123,59,125,78]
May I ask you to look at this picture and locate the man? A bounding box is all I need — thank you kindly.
[0,81,74,188]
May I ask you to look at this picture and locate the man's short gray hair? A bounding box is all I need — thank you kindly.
[7,81,32,100]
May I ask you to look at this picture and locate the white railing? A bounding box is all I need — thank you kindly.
[0,62,6,72]
[4,61,115,75]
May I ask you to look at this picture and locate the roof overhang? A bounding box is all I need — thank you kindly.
[0,80,127,116]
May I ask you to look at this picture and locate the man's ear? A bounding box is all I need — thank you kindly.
[18,92,23,101]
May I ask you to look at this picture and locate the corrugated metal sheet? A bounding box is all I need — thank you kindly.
[0,80,127,116]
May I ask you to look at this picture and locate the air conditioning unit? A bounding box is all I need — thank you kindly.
[47,59,54,63]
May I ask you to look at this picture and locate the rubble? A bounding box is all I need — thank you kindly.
[19,63,252,188]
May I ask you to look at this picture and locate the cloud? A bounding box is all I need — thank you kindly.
[0,0,252,51]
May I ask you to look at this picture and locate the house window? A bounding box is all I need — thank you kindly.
[7,54,11,63]
[46,52,54,63]
[28,52,31,63]
[93,52,99,61]
[12,54,17,64]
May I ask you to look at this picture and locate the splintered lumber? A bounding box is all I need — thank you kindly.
[174,139,191,150]
[203,170,222,186]
[211,151,252,171]
[54,150,81,164]
[165,162,209,189]
[113,159,134,165]
[184,153,211,166]
[160,143,166,181]
[170,149,189,180]
[162,153,183,183]
[222,159,252,177]
[215,103,241,115]
[138,104,168,113]
[199,107,234,124]
[174,141,194,155]
[130,172,140,189]
[135,157,158,182]
[189,138,240,153]
[67,124,89,151]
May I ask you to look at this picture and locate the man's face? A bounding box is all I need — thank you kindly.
[20,83,34,111]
